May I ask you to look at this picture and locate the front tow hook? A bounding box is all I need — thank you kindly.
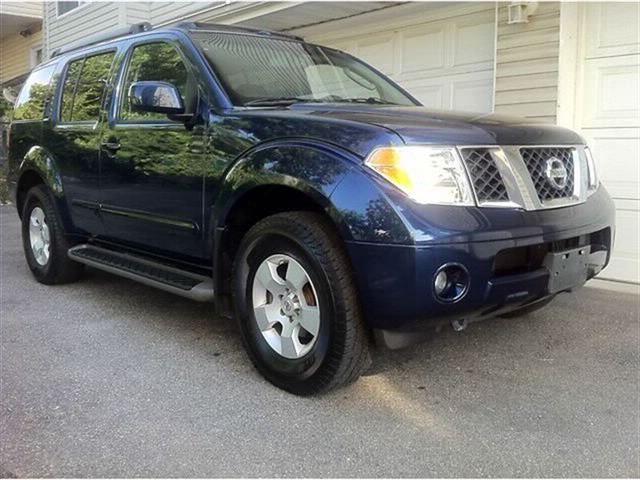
[451,318,468,332]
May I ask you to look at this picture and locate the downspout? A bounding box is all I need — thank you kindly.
[491,1,499,113]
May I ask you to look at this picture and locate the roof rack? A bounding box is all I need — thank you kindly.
[174,22,303,42]
[50,22,152,58]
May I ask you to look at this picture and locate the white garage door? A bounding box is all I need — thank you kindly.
[305,4,496,113]
[575,2,640,283]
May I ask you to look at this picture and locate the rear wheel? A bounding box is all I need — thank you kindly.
[232,211,370,395]
[21,185,84,285]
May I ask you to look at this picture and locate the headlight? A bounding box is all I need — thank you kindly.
[364,146,474,205]
[584,147,599,192]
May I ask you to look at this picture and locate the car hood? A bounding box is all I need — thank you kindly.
[284,104,584,146]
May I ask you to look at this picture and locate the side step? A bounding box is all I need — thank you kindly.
[68,244,214,302]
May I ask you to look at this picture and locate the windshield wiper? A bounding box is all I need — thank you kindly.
[244,96,311,106]
[243,96,398,107]
[244,95,350,107]
[343,97,398,105]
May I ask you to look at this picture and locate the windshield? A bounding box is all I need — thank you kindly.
[191,32,418,107]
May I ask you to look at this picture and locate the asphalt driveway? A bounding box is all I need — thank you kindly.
[1,205,638,477]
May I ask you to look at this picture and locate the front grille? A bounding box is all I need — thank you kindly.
[520,147,575,201]
[460,148,509,202]
[457,145,586,210]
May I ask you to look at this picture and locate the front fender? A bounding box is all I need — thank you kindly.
[213,138,414,245]
[208,139,413,309]
[212,140,358,238]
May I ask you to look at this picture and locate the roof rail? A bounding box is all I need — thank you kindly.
[174,22,303,41]
[50,22,152,58]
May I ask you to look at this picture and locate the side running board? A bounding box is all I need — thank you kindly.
[68,244,214,302]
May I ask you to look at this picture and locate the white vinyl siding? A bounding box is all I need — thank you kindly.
[148,2,218,26]
[1,1,42,19]
[42,1,236,57]
[0,29,44,84]
[494,2,561,123]
[43,1,120,57]
[124,2,151,25]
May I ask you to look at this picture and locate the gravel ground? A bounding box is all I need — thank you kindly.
[1,205,639,478]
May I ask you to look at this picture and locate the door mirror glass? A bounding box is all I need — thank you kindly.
[128,81,185,115]
[120,42,192,122]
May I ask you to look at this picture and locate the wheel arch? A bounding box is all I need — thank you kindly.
[210,141,358,303]
[15,146,65,217]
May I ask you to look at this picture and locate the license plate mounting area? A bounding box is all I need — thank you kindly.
[543,246,591,293]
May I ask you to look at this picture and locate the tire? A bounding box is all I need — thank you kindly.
[232,211,371,395]
[21,185,84,285]
[500,295,555,318]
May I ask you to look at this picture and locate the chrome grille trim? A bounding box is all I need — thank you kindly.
[457,145,588,211]
[460,148,509,202]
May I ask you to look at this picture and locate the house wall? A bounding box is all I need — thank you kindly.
[493,2,561,123]
[1,1,43,19]
[148,2,219,26]
[0,29,43,84]
[43,1,121,58]
[42,1,231,57]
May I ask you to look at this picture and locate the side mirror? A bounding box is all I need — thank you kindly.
[128,81,185,115]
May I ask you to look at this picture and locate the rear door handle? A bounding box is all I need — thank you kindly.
[101,141,121,151]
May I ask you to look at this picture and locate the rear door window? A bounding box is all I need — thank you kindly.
[13,64,56,121]
[60,51,115,122]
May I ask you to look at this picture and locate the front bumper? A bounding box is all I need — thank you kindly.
[344,187,615,348]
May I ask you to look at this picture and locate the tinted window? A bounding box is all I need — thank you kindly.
[58,1,80,16]
[60,59,83,121]
[13,64,56,121]
[191,33,415,107]
[60,51,114,122]
[121,42,190,121]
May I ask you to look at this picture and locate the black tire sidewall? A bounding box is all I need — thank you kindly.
[21,188,56,280]
[234,230,336,385]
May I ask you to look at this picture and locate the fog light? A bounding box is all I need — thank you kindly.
[433,263,469,303]
[434,270,448,295]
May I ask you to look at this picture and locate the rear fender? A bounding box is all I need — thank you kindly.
[14,146,72,230]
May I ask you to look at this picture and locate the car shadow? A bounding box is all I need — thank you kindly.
[78,265,550,381]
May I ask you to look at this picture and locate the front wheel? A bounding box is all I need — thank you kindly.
[232,211,370,395]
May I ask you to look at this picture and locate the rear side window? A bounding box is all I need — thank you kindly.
[60,51,115,122]
[13,64,56,121]
[120,42,190,121]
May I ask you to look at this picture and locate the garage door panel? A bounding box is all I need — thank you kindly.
[578,3,640,284]
[315,5,495,113]
[407,83,446,110]
[400,27,446,74]
[585,2,640,58]
[451,77,493,112]
[356,34,395,75]
[581,55,640,128]
[402,70,493,111]
[585,129,640,200]
[453,21,494,67]
[602,209,640,283]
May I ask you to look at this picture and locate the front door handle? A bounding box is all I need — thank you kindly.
[101,141,121,151]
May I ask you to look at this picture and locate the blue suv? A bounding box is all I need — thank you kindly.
[7,23,615,394]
